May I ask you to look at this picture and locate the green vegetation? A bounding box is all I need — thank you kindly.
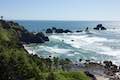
[53,71,90,80]
[0,20,90,80]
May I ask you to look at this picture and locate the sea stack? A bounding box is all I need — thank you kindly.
[93,24,107,30]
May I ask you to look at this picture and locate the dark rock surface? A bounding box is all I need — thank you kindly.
[20,32,45,44]
[19,31,49,44]
[64,29,72,33]
[76,30,83,32]
[36,32,49,41]
[46,28,53,33]
[46,27,72,33]
[93,24,107,30]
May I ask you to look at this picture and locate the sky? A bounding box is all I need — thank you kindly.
[0,0,120,20]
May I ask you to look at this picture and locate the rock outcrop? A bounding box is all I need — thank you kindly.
[46,27,72,33]
[0,20,49,44]
[93,24,107,30]
[46,28,53,33]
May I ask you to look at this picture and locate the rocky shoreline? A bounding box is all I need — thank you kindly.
[45,24,107,34]
[23,43,120,80]
[1,20,119,80]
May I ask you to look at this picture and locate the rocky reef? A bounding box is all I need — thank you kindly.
[93,24,107,30]
[46,27,72,33]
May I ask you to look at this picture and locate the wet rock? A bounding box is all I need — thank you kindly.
[101,26,107,30]
[46,27,72,33]
[76,30,83,32]
[55,29,64,33]
[20,32,45,44]
[85,27,89,32]
[93,24,107,30]
[36,32,49,41]
[46,28,53,33]
[64,29,72,33]
[52,27,57,31]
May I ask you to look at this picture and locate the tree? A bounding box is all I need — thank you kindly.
[0,16,3,20]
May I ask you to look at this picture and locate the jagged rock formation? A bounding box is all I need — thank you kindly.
[93,24,107,30]
[46,27,72,33]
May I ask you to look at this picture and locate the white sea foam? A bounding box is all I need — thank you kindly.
[23,45,36,55]
[37,45,72,54]
[49,33,120,57]
[24,31,120,64]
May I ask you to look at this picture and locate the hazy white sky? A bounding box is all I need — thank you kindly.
[0,0,120,20]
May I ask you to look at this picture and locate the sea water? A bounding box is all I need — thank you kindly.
[17,20,120,64]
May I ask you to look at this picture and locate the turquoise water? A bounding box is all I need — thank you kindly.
[17,20,120,64]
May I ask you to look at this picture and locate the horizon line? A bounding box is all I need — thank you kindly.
[5,19,120,22]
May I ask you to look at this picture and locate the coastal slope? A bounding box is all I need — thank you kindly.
[0,20,90,80]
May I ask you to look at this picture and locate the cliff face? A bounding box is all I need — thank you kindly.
[0,20,43,80]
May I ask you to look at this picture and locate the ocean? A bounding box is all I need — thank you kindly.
[16,20,120,64]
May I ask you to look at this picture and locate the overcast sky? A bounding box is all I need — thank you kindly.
[0,0,120,20]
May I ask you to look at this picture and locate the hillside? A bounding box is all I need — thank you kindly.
[0,20,90,80]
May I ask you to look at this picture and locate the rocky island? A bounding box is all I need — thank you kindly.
[93,24,107,30]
